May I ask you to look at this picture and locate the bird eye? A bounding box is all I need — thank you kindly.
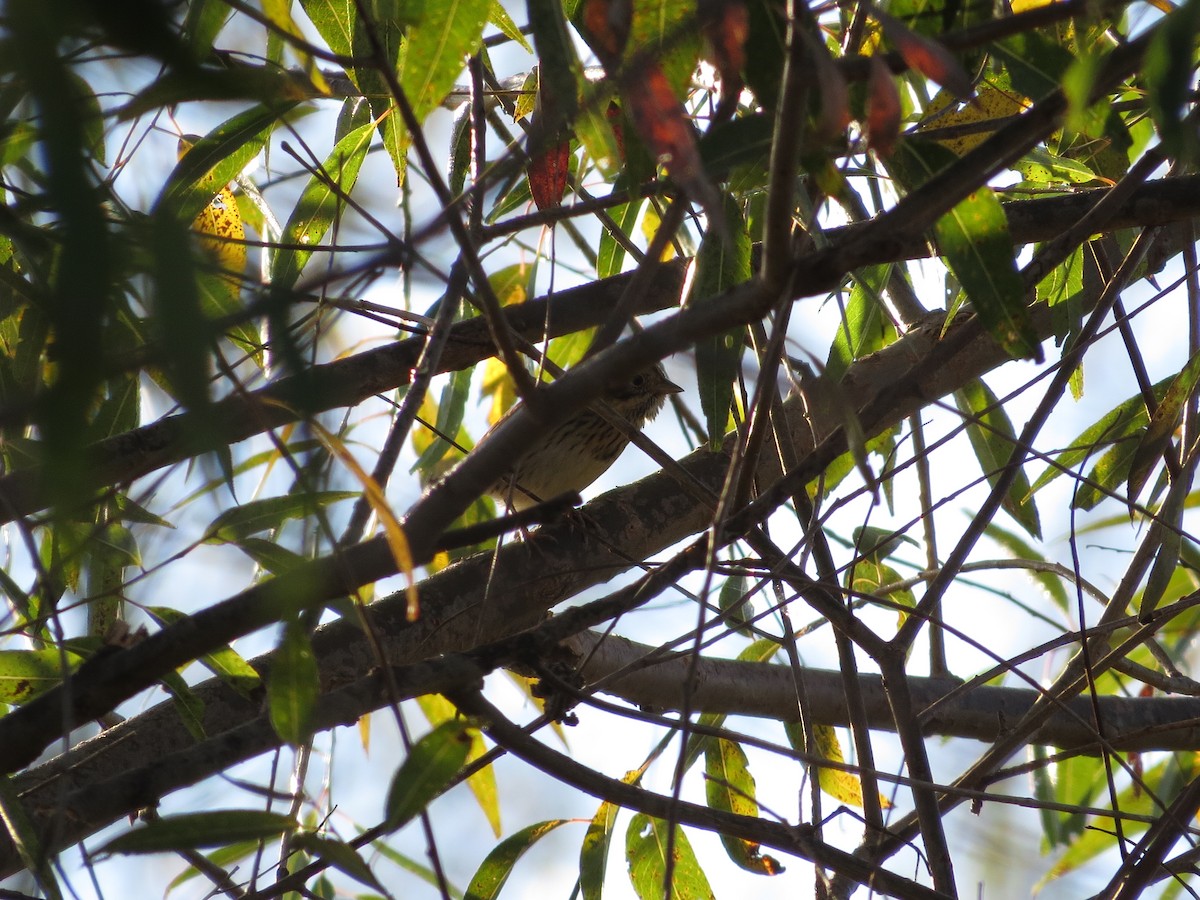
[630,373,647,388]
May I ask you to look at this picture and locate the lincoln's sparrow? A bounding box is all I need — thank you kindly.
[486,363,683,511]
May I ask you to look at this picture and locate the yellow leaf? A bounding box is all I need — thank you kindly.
[921,86,1030,156]
[311,421,420,621]
[814,725,893,810]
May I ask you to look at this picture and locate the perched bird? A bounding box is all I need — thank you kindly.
[487,363,683,511]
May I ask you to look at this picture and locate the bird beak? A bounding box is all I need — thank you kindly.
[663,379,684,395]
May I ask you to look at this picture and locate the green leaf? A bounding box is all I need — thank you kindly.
[993,31,1075,103]
[401,0,489,122]
[1040,754,1193,889]
[184,0,231,58]
[625,815,715,900]
[704,739,781,875]
[271,119,376,291]
[1127,348,1200,504]
[203,491,357,543]
[826,264,898,383]
[366,827,467,896]
[417,694,501,836]
[488,0,532,52]
[97,811,297,856]
[146,606,262,698]
[384,719,473,830]
[1144,0,1200,162]
[301,0,358,56]
[717,573,753,636]
[232,537,309,576]
[159,670,207,741]
[527,0,581,138]
[955,379,1041,538]
[269,621,319,746]
[149,214,213,416]
[1029,378,1169,499]
[689,194,750,449]
[155,105,289,221]
[1013,147,1097,186]
[982,521,1069,614]
[0,649,82,704]
[1141,484,1187,620]
[597,196,644,280]
[411,367,473,473]
[580,799,619,900]
[890,140,1038,360]
[464,820,571,900]
[290,833,384,891]
[0,774,62,900]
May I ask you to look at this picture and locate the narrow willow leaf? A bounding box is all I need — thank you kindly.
[271,119,376,290]
[268,621,319,746]
[146,606,262,698]
[0,775,61,899]
[300,0,357,56]
[156,105,288,221]
[1140,485,1187,620]
[417,694,501,836]
[704,739,782,875]
[159,670,207,741]
[401,0,489,123]
[1127,349,1200,504]
[581,798,620,900]
[1028,378,1169,498]
[527,0,580,137]
[1040,754,1192,888]
[489,0,533,51]
[717,573,753,636]
[98,811,297,856]
[464,820,571,900]
[826,264,897,383]
[626,815,715,900]
[203,491,357,544]
[890,140,1038,360]
[385,719,473,830]
[955,379,1042,538]
[981,521,1069,613]
[411,366,474,474]
[290,832,384,891]
[0,649,82,704]
[689,194,750,448]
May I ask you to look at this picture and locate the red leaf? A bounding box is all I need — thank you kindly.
[528,140,570,210]
[624,62,722,220]
[865,54,901,157]
[875,10,974,101]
